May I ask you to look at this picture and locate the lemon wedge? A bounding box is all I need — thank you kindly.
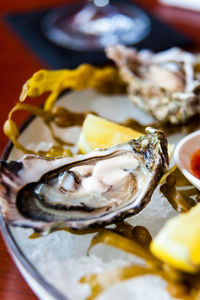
[78,114,144,153]
[78,114,174,160]
[150,202,200,273]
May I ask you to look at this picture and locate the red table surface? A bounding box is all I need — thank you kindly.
[0,0,200,299]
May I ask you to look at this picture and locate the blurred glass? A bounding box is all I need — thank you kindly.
[42,0,151,51]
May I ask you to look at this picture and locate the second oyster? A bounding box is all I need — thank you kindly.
[107,45,200,124]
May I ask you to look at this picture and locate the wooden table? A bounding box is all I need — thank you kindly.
[0,0,200,299]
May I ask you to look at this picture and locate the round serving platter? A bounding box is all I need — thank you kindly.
[0,89,188,300]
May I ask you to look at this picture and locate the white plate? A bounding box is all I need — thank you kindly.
[0,89,188,300]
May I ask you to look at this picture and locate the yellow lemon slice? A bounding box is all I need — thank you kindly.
[150,202,200,273]
[78,114,174,160]
[77,114,143,153]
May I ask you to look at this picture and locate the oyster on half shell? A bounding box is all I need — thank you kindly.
[107,45,200,124]
[0,128,168,232]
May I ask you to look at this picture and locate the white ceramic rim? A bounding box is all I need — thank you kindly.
[0,115,68,300]
[174,129,200,190]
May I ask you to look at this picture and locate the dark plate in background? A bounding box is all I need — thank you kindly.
[5,0,192,69]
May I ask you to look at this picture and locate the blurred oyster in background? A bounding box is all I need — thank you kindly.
[107,45,200,124]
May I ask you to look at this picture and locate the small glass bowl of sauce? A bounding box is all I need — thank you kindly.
[174,130,200,190]
[191,149,200,180]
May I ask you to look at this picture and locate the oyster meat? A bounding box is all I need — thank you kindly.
[106,45,200,124]
[0,128,168,232]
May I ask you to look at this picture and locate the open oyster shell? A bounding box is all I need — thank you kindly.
[0,128,168,232]
[106,45,200,124]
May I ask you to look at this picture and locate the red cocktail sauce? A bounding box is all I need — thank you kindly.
[191,149,200,179]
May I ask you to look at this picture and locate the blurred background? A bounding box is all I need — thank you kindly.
[0,0,200,299]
